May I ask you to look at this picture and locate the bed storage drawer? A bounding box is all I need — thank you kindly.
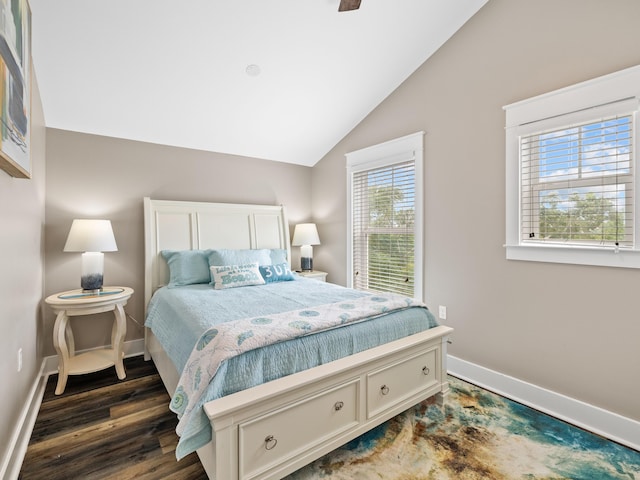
[238,379,360,480]
[366,346,438,418]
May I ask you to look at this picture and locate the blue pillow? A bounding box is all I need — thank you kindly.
[161,250,211,287]
[259,263,295,283]
[208,249,272,285]
[269,248,288,264]
[208,249,272,268]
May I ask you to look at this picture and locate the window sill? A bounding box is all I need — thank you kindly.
[505,244,640,269]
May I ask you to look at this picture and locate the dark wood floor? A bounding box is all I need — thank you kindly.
[19,356,208,480]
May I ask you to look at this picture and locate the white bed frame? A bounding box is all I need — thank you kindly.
[143,197,453,480]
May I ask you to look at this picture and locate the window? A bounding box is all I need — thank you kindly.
[504,65,640,268]
[522,115,633,247]
[346,132,423,299]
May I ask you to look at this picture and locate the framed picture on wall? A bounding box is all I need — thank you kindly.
[0,0,31,179]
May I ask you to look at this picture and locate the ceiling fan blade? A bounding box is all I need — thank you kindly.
[338,0,361,12]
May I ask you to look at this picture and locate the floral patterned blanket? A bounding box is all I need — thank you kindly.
[170,292,426,442]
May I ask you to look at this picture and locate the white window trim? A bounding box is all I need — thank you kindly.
[346,132,424,300]
[504,65,640,269]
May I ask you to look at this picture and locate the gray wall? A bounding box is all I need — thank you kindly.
[43,131,312,355]
[312,0,640,422]
[0,71,46,469]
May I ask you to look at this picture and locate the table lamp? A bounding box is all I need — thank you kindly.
[64,219,118,292]
[292,223,320,271]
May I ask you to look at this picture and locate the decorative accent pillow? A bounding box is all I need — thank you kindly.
[210,263,266,290]
[259,263,295,283]
[161,250,211,287]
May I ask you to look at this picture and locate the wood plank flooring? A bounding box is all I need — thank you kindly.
[19,356,208,480]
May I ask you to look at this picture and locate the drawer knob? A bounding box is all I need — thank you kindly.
[334,401,344,411]
[380,384,390,395]
[422,366,430,375]
[264,435,278,450]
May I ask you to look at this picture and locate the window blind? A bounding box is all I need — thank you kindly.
[520,114,634,248]
[352,159,415,296]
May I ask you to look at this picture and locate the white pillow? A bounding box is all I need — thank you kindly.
[210,263,265,290]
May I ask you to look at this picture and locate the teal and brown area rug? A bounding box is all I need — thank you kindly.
[285,376,640,479]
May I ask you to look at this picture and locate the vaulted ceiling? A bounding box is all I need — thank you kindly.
[29,0,487,166]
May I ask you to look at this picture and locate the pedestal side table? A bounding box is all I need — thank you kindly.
[45,286,134,395]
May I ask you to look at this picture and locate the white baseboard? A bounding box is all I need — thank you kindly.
[4,338,147,480]
[0,363,47,480]
[448,355,640,452]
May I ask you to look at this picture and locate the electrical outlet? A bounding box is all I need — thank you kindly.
[438,305,447,320]
[17,348,22,372]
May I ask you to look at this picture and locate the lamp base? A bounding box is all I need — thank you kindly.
[300,257,313,271]
[80,252,105,292]
[81,274,104,293]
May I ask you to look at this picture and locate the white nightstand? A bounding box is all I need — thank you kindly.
[45,286,134,395]
[296,270,328,282]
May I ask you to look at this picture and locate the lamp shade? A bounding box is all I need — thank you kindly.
[291,223,320,246]
[64,219,118,252]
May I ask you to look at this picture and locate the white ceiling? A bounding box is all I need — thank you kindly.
[29,0,486,167]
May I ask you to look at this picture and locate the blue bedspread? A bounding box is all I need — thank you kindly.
[145,277,438,458]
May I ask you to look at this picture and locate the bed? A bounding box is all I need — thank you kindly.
[143,197,453,480]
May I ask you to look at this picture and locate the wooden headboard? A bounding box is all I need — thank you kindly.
[143,197,291,311]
